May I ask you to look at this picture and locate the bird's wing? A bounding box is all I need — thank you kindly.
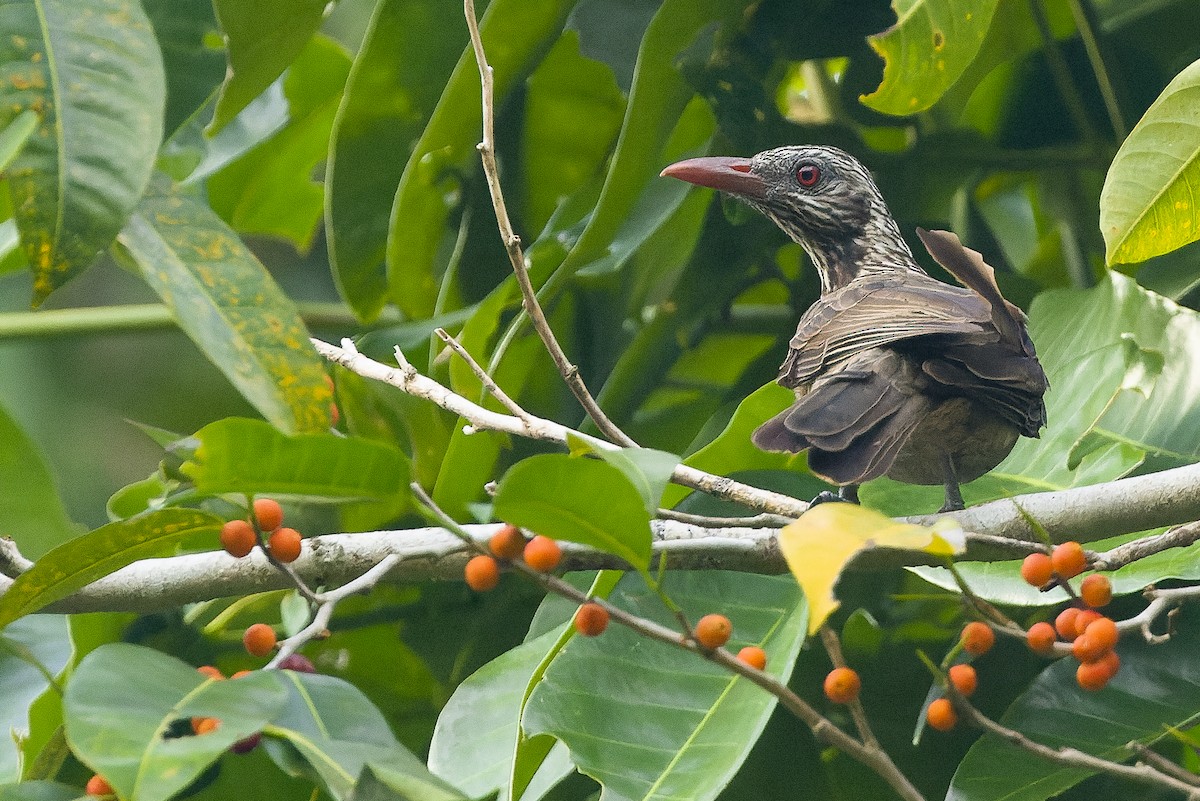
[779,275,994,387]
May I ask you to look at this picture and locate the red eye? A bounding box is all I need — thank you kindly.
[796,163,821,187]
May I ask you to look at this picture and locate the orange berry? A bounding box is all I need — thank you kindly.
[489,524,527,560]
[253,498,284,532]
[948,664,978,697]
[1076,651,1119,691]
[243,623,277,657]
[1071,634,1106,664]
[737,646,768,671]
[1020,553,1054,587]
[85,774,114,796]
[1080,574,1113,608]
[961,622,995,656]
[1051,541,1087,579]
[1026,622,1057,654]
[926,698,957,731]
[220,519,256,558]
[1073,609,1103,638]
[823,667,862,704]
[523,536,562,572]
[1083,616,1119,651]
[191,716,220,735]
[231,670,253,679]
[464,555,500,592]
[1055,607,1081,641]
[196,665,224,680]
[694,614,733,649]
[574,602,610,637]
[267,527,303,563]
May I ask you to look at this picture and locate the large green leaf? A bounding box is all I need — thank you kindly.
[861,0,1001,115]
[385,0,576,318]
[115,175,333,434]
[0,111,36,172]
[207,35,350,251]
[523,572,807,801]
[326,0,466,321]
[948,619,1200,800]
[0,400,78,559]
[180,417,409,504]
[1100,57,1200,265]
[863,274,1200,514]
[265,671,466,801]
[0,617,71,783]
[64,644,287,801]
[492,454,653,571]
[0,0,164,304]
[208,0,326,134]
[0,509,223,629]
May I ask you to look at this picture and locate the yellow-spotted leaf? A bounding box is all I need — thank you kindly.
[860,0,1000,116]
[1101,57,1200,265]
[779,503,964,634]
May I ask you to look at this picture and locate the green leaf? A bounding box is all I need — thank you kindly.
[948,621,1200,800]
[0,110,36,172]
[115,175,333,434]
[142,0,225,136]
[207,35,351,251]
[1100,57,1200,265]
[385,0,576,318]
[660,383,805,508]
[0,401,79,559]
[265,672,465,801]
[860,0,1001,115]
[64,644,288,801]
[326,0,466,321]
[0,617,71,783]
[208,0,326,134]
[0,0,165,305]
[180,417,410,504]
[0,781,79,801]
[567,437,681,515]
[523,572,807,801]
[0,509,223,629]
[492,454,653,571]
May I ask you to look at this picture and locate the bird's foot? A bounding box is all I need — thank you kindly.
[809,485,861,508]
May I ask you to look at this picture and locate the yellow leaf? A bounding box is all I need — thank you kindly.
[779,504,965,635]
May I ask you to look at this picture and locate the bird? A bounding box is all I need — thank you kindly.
[661,145,1048,513]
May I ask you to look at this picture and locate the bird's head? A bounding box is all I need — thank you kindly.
[661,145,918,291]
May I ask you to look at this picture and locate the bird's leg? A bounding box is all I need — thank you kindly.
[809,484,861,508]
[938,453,964,513]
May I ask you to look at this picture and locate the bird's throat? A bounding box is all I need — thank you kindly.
[802,212,924,294]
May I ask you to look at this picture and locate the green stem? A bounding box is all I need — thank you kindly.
[1028,0,1099,144]
[1067,0,1128,140]
[0,302,395,340]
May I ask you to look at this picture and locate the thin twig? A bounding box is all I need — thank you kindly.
[462,0,637,449]
[434,327,534,425]
[820,626,881,749]
[1092,522,1200,571]
[412,482,927,801]
[1029,0,1099,144]
[655,509,796,529]
[1126,742,1200,788]
[0,537,34,577]
[1067,0,1127,140]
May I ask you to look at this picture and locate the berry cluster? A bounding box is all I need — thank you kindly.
[219,498,303,565]
[463,524,563,592]
[1021,541,1120,691]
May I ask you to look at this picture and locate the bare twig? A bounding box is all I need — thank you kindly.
[820,626,881,749]
[656,508,796,529]
[434,328,534,426]
[0,537,34,577]
[412,482,927,801]
[462,0,637,449]
[1126,742,1200,788]
[1092,522,1200,571]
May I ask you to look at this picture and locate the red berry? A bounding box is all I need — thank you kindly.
[267,527,303,563]
[196,665,224,680]
[948,664,978,697]
[694,614,733,649]
[523,536,562,572]
[1083,616,1119,651]
[574,602,610,637]
[1026,621,1057,654]
[1080,574,1113,608]
[737,646,768,670]
[926,698,957,731]
[1073,609,1103,638]
[1076,651,1120,691]
[243,623,277,657]
[232,732,262,754]
[191,716,220,735]
[1055,607,1081,641]
[253,498,284,532]
[85,775,114,796]
[961,622,995,656]
[220,519,256,558]
[1051,541,1087,579]
[277,653,316,673]
[1020,553,1054,587]
[489,524,527,560]
[823,667,862,704]
[231,669,253,679]
[464,555,500,592]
